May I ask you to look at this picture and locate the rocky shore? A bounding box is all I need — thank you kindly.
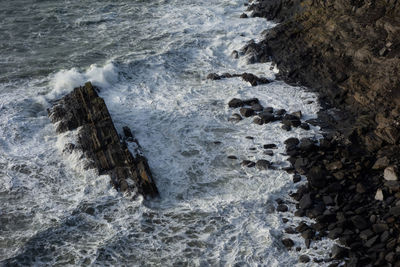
[48,82,159,198]
[238,0,400,265]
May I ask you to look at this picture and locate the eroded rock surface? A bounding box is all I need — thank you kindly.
[48,82,159,198]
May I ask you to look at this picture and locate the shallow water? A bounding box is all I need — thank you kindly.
[0,0,333,266]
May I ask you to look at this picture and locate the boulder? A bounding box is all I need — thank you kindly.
[240,107,255,117]
[256,159,270,170]
[228,98,244,108]
[228,113,243,122]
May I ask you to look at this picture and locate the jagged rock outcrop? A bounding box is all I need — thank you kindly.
[48,82,159,198]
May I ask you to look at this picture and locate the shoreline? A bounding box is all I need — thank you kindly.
[243,0,400,265]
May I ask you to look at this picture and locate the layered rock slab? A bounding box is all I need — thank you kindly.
[48,82,159,198]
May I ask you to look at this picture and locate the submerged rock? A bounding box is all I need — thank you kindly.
[48,82,159,198]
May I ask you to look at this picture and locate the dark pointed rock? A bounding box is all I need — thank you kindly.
[48,82,159,198]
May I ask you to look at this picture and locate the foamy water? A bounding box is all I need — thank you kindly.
[0,0,334,266]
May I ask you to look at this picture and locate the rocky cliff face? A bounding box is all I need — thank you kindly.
[248,0,400,151]
[48,82,159,198]
[244,0,400,265]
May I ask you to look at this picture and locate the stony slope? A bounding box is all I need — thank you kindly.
[243,0,400,265]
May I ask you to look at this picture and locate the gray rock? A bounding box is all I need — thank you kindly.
[384,166,398,181]
[277,204,289,212]
[299,193,313,209]
[281,238,294,249]
[228,98,244,108]
[291,110,302,119]
[299,255,310,263]
[253,116,263,125]
[331,245,348,259]
[48,82,159,198]
[228,113,243,122]
[259,112,275,123]
[240,107,255,117]
[256,159,270,170]
[375,188,384,201]
[372,156,389,169]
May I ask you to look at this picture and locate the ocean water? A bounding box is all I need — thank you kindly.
[0,0,334,266]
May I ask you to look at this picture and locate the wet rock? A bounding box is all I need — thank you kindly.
[241,160,255,168]
[207,73,221,80]
[264,144,277,149]
[264,150,273,156]
[299,255,310,263]
[84,207,95,215]
[384,166,398,181]
[299,193,313,210]
[291,111,302,119]
[300,122,310,130]
[308,166,326,189]
[277,204,289,212]
[331,245,349,260]
[228,98,244,108]
[284,137,299,147]
[242,98,259,106]
[228,113,243,122]
[63,143,75,154]
[264,107,274,113]
[281,238,294,249]
[227,155,238,160]
[259,111,275,123]
[256,159,270,170]
[240,13,248,18]
[241,73,271,86]
[48,82,159,198]
[251,103,264,111]
[275,109,286,116]
[231,50,239,59]
[298,138,315,152]
[293,174,301,183]
[253,116,263,125]
[281,124,291,131]
[285,227,296,234]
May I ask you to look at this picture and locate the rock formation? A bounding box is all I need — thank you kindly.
[48,82,159,198]
[243,0,400,265]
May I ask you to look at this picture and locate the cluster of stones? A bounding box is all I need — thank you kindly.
[227,97,310,131]
[207,72,271,86]
[48,82,159,198]
[277,132,400,266]
[232,0,400,265]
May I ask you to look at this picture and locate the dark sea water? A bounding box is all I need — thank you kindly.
[0,0,331,266]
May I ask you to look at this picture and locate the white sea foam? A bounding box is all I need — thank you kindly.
[47,62,118,99]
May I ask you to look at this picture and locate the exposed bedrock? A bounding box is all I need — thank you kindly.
[247,0,400,150]
[244,0,400,265]
[47,82,159,198]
